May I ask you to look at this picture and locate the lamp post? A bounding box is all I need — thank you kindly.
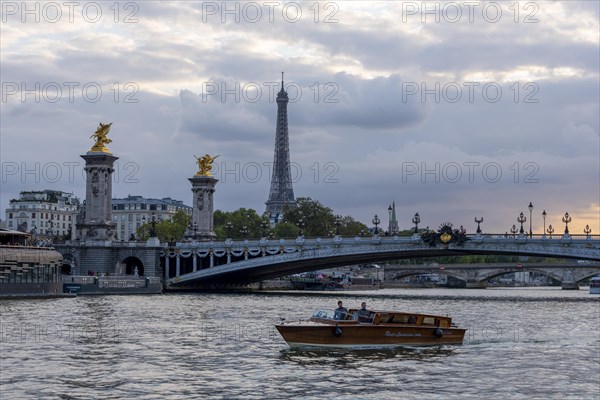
[260,219,269,238]
[542,210,547,238]
[474,217,483,234]
[297,217,305,237]
[562,212,571,234]
[225,221,233,239]
[517,212,526,235]
[412,213,420,234]
[528,202,533,238]
[334,215,341,236]
[546,224,554,239]
[192,221,198,239]
[240,225,249,240]
[149,211,157,238]
[372,214,380,235]
[584,224,591,239]
[510,224,518,238]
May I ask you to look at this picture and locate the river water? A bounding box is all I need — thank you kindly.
[1,288,599,399]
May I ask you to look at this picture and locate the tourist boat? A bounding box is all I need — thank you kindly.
[290,272,345,290]
[276,309,467,349]
[590,276,600,294]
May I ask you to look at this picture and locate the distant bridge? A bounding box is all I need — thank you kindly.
[383,262,600,289]
[165,233,600,289]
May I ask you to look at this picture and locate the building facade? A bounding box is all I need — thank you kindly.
[5,190,80,239]
[112,195,192,240]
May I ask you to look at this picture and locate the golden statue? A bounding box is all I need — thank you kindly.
[90,122,113,152]
[195,154,219,176]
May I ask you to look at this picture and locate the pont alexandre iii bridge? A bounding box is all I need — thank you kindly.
[164,232,600,290]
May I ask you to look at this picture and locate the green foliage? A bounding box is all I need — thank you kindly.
[281,197,335,236]
[213,208,266,240]
[136,210,190,242]
[272,221,298,238]
[212,197,369,239]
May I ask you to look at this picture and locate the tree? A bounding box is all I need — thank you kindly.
[213,208,266,240]
[337,215,369,236]
[136,210,190,242]
[281,197,335,237]
[281,197,369,237]
[272,221,298,238]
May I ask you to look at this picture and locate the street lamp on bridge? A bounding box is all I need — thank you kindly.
[528,202,533,238]
[562,212,571,234]
[412,213,420,234]
[542,210,547,239]
[142,212,157,238]
[584,224,591,239]
[510,224,518,238]
[297,217,306,237]
[240,225,249,240]
[547,224,554,239]
[260,219,269,238]
[517,212,527,235]
[225,221,233,239]
[372,214,380,235]
[334,215,342,236]
[474,217,483,234]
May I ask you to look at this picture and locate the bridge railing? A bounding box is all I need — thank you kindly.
[163,232,600,249]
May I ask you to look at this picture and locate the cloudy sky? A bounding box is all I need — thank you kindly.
[1,0,598,234]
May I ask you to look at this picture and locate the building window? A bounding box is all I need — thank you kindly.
[31,213,35,218]
[9,213,13,218]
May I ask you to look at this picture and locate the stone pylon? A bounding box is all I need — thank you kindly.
[186,176,218,241]
[77,152,118,241]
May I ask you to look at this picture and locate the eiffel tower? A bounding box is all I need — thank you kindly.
[265,72,296,223]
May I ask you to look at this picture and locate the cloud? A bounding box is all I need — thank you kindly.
[1,1,598,234]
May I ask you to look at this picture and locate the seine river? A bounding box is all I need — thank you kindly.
[1,288,599,399]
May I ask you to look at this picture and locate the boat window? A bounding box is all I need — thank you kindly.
[391,315,412,323]
[312,310,332,319]
[422,317,435,325]
[438,319,450,327]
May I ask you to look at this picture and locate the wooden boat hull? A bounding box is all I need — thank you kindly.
[276,323,466,348]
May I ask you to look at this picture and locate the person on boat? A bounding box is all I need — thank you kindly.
[357,302,372,322]
[334,301,348,320]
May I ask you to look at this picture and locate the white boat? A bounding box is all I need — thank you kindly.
[590,276,600,294]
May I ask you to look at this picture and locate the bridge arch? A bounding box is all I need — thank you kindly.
[168,236,600,287]
[122,256,144,276]
[60,254,77,275]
